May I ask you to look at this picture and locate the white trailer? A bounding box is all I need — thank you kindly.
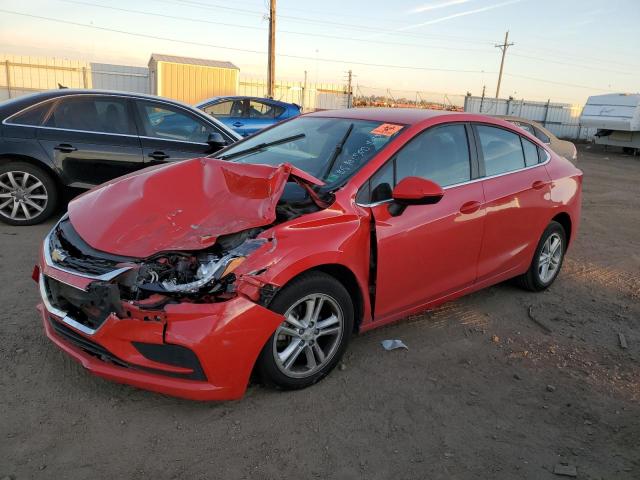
[580,93,640,154]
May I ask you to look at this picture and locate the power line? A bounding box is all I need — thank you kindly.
[58,0,493,54]
[153,0,640,71]
[151,0,498,45]
[182,0,640,72]
[515,46,640,71]
[0,9,494,74]
[1,8,623,94]
[59,0,639,78]
[503,73,614,92]
[509,52,634,76]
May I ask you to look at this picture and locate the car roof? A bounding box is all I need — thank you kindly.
[0,89,242,140]
[196,96,297,108]
[0,89,200,115]
[306,107,495,126]
[496,115,542,127]
[495,115,557,137]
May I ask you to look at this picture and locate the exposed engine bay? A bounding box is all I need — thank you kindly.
[121,232,267,300]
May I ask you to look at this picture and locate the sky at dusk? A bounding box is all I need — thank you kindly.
[0,0,638,105]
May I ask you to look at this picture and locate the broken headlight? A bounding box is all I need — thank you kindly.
[136,238,266,295]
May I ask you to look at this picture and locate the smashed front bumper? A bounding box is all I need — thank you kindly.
[38,252,285,401]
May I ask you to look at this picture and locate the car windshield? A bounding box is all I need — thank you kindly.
[216,117,405,189]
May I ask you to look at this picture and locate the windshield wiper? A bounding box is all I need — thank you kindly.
[321,123,354,180]
[218,133,306,160]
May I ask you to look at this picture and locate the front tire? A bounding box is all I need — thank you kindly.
[257,272,354,390]
[0,162,58,226]
[516,221,566,291]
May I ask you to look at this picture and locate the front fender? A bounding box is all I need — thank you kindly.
[233,205,373,324]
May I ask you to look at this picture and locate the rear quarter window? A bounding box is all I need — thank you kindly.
[521,137,539,167]
[6,101,54,126]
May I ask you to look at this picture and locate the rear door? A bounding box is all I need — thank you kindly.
[473,124,552,282]
[362,123,486,321]
[133,99,231,164]
[36,95,143,187]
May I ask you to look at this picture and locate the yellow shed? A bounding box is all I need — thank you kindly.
[148,53,239,105]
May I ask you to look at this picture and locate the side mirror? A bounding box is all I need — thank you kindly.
[207,132,227,151]
[389,177,444,216]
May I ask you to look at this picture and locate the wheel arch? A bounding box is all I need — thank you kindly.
[0,154,61,188]
[551,211,572,244]
[272,263,366,333]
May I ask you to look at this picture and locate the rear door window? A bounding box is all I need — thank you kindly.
[395,124,471,187]
[476,125,526,176]
[45,96,135,135]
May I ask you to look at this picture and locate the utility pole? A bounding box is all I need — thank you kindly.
[267,0,276,98]
[301,70,307,111]
[494,30,514,99]
[346,69,353,108]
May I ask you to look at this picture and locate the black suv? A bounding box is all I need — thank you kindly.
[0,90,241,225]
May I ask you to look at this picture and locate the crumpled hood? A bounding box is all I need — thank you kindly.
[68,157,324,258]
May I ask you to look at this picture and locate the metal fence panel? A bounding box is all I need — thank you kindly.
[464,96,595,140]
[0,54,91,101]
[90,63,149,94]
[239,79,347,112]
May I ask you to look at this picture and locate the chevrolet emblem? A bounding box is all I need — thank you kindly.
[51,248,67,263]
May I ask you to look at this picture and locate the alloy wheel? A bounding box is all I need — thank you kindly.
[0,170,49,221]
[273,293,344,379]
[538,232,563,283]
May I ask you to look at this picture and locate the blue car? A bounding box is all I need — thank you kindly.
[196,96,301,136]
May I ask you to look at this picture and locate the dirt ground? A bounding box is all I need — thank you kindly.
[1,145,639,479]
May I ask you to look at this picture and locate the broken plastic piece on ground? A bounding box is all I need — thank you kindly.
[553,463,577,477]
[381,339,408,351]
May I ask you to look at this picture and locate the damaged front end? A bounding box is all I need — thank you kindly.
[44,216,277,326]
[39,216,289,399]
[36,159,333,399]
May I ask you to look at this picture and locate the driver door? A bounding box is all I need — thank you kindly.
[363,123,486,322]
[133,100,219,164]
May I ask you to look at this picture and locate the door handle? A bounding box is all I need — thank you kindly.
[459,200,481,214]
[532,180,548,190]
[53,143,77,153]
[233,122,244,127]
[148,151,170,160]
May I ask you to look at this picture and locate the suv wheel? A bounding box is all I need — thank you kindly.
[0,162,58,226]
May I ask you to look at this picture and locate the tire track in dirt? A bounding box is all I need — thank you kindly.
[409,302,490,331]
[563,258,640,298]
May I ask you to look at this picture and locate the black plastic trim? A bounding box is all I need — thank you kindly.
[49,316,207,381]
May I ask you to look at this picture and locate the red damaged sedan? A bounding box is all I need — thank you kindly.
[35,109,582,400]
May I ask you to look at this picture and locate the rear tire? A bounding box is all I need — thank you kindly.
[516,221,566,291]
[256,272,354,390]
[0,162,58,226]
